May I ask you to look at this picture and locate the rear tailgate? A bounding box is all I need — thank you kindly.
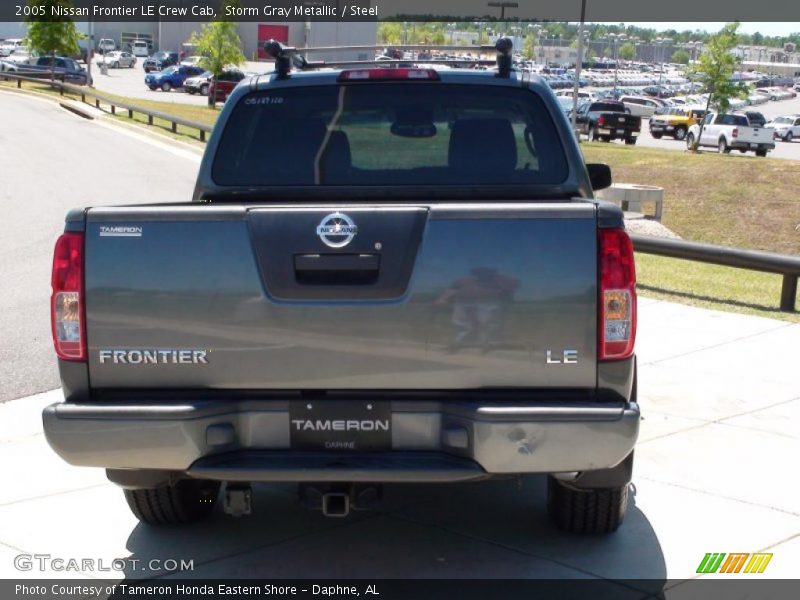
[737,126,773,145]
[600,112,640,132]
[84,203,598,391]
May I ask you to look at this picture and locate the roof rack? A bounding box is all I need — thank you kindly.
[263,38,515,79]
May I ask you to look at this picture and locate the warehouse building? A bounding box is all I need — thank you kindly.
[0,20,377,62]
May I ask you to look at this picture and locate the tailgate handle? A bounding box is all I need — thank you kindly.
[294,254,380,285]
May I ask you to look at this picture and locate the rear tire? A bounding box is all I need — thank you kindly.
[589,125,599,142]
[124,480,220,525]
[161,82,172,92]
[651,132,663,139]
[785,132,793,142]
[686,132,695,150]
[755,149,768,157]
[674,127,687,141]
[624,137,637,145]
[200,83,209,96]
[547,477,629,534]
[718,138,730,154]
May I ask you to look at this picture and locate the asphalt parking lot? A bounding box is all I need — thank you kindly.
[88,59,267,106]
[633,94,800,159]
[89,65,800,160]
[1,83,798,588]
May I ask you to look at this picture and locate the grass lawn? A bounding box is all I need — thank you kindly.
[636,254,799,322]
[0,78,219,143]
[581,142,800,321]
[581,142,800,255]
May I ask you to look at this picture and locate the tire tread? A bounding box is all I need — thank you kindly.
[547,477,628,534]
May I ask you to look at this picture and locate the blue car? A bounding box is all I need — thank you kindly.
[145,65,205,92]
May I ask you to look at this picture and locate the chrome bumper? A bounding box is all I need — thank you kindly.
[43,399,640,481]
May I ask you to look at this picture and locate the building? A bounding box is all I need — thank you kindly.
[1,20,377,62]
[741,61,800,78]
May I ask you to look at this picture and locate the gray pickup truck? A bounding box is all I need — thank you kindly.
[44,40,639,534]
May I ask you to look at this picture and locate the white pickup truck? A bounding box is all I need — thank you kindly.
[686,111,775,156]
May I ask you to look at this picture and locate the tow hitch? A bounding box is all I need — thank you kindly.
[223,483,252,517]
[300,483,382,517]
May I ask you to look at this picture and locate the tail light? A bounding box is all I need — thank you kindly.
[51,232,86,361]
[732,127,738,138]
[597,115,606,126]
[599,229,636,361]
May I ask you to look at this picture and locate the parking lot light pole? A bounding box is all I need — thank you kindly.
[570,0,587,136]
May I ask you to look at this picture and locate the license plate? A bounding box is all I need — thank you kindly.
[751,144,758,149]
[617,129,625,134]
[289,401,391,451]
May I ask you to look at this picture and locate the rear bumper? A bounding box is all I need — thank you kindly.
[597,127,639,139]
[729,141,775,151]
[43,398,640,482]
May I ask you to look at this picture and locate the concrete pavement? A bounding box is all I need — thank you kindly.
[0,91,201,402]
[1,298,798,586]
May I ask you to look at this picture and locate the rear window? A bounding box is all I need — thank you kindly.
[212,83,569,187]
[590,102,625,112]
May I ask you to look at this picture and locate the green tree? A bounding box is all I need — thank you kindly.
[378,23,402,45]
[618,41,636,61]
[24,0,83,80]
[688,23,748,149]
[523,35,534,60]
[671,49,690,64]
[187,0,246,107]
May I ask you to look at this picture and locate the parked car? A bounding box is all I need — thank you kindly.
[97,38,116,55]
[768,115,800,142]
[0,38,24,57]
[184,71,212,95]
[43,46,640,534]
[649,106,707,141]
[0,60,18,72]
[742,111,767,127]
[130,40,150,58]
[208,69,248,102]
[619,95,661,118]
[96,51,136,69]
[181,55,205,67]
[142,51,179,73]
[4,48,38,65]
[145,64,206,92]
[19,56,91,85]
[643,85,673,99]
[687,111,775,156]
[573,100,641,144]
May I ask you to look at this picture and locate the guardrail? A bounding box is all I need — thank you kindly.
[0,71,213,142]
[631,234,800,312]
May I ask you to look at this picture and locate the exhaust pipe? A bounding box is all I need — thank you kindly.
[322,492,350,518]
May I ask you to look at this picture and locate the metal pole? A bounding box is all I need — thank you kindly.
[86,18,93,85]
[570,0,587,136]
[781,275,798,312]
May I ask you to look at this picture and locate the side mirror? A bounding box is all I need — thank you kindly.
[587,163,612,191]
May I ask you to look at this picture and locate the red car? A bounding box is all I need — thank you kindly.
[208,69,247,103]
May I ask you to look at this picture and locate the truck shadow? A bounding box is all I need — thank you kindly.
[120,475,666,591]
